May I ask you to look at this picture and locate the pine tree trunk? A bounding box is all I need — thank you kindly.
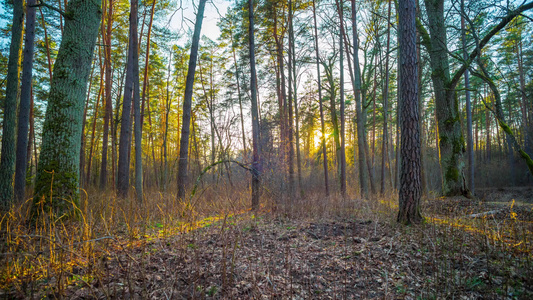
[14,0,37,202]
[132,0,143,202]
[34,0,102,212]
[100,0,114,190]
[249,0,261,210]
[0,0,24,207]
[381,0,392,195]
[176,0,207,201]
[397,0,422,225]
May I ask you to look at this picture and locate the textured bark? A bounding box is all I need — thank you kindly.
[312,0,329,196]
[132,0,143,203]
[14,0,37,202]
[0,0,24,207]
[423,0,466,196]
[249,0,261,210]
[34,0,102,213]
[176,0,207,201]
[287,0,295,199]
[117,0,141,199]
[397,0,422,225]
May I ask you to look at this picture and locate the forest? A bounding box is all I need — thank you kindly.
[0,0,532,298]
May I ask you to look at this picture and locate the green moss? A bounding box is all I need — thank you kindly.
[445,166,460,182]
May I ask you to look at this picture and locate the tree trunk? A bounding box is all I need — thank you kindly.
[381,0,392,195]
[34,0,102,213]
[336,0,347,196]
[14,0,37,202]
[249,0,261,211]
[117,0,141,199]
[176,0,207,201]
[0,0,24,207]
[460,0,474,195]
[100,0,114,190]
[397,0,422,225]
[350,0,367,197]
[312,0,329,196]
[132,0,143,203]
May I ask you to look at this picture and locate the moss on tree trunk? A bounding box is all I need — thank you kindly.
[33,0,102,215]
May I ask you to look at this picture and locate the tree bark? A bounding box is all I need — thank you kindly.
[0,0,24,207]
[336,0,347,196]
[381,0,392,195]
[33,0,102,213]
[249,0,261,211]
[14,0,37,202]
[176,0,208,201]
[397,0,422,225]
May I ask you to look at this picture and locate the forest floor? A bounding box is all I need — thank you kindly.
[1,187,533,299]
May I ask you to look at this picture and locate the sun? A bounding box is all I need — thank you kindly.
[313,129,324,148]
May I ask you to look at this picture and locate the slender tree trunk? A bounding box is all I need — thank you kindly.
[132,0,143,203]
[176,0,208,201]
[117,0,141,199]
[287,0,295,199]
[87,75,104,187]
[14,0,36,202]
[337,0,347,196]
[140,0,156,128]
[0,0,24,206]
[312,0,329,196]
[289,0,303,197]
[397,0,422,225]
[249,0,261,210]
[34,0,102,212]
[100,0,114,190]
[350,0,367,197]
[381,0,392,195]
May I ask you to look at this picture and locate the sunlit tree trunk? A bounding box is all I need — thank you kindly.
[0,0,24,207]
[34,0,102,213]
[14,0,36,202]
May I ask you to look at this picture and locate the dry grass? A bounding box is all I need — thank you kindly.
[1,183,532,299]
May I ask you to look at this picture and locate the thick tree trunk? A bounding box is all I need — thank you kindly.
[33,0,101,213]
[176,0,207,201]
[0,0,24,207]
[423,0,467,196]
[14,0,37,202]
[312,0,329,196]
[249,0,261,211]
[397,0,422,225]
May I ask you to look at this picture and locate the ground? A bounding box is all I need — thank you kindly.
[1,188,532,299]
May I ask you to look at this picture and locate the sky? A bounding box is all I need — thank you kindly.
[167,0,231,42]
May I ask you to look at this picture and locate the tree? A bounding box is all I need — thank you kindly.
[117,0,141,199]
[312,0,329,196]
[336,0,347,196]
[176,0,208,201]
[33,0,102,213]
[0,0,24,207]
[420,0,533,196]
[397,0,422,224]
[14,0,37,202]
[461,0,474,195]
[249,0,261,210]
